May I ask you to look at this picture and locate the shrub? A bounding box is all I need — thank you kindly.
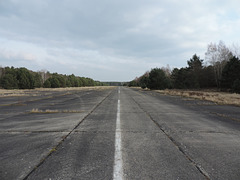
[49,77,60,88]
[221,56,240,89]
[0,74,18,89]
[147,68,170,90]
[232,79,240,94]
[43,79,51,88]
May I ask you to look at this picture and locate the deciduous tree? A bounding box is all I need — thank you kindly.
[205,41,233,87]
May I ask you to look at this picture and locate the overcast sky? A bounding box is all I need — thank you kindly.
[0,0,240,81]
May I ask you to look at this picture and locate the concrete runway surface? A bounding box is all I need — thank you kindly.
[0,87,240,180]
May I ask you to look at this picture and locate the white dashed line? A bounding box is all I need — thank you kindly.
[113,88,123,180]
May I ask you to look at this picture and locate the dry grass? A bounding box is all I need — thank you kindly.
[155,89,240,106]
[0,86,115,97]
[0,89,34,97]
[29,108,85,114]
[35,86,115,92]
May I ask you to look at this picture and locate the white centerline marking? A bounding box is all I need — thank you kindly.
[113,89,123,180]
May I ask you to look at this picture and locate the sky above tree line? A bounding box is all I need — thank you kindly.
[0,0,240,81]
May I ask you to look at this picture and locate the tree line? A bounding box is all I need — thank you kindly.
[128,41,240,93]
[0,67,106,89]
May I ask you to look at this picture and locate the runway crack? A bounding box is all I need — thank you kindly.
[22,88,116,180]
[131,96,211,180]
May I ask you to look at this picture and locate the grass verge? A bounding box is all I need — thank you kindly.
[155,89,240,106]
[0,86,115,97]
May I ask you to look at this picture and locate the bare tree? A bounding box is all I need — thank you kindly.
[38,69,51,83]
[161,64,171,77]
[205,41,233,87]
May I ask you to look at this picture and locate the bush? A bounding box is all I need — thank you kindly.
[49,77,60,88]
[221,56,240,89]
[43,79,51,88]
[232,79,240,94]
[147,68,170,90]
[17,68,35,89]
[139,76,149,89]
[33,73,43,88]
[128,80,138,87]
[0,74,18,89]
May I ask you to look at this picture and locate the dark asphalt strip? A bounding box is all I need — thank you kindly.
[130,93,211,180]
[0,91,92,122]
[23,88,116,180]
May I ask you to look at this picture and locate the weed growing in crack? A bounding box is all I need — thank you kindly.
[29,108,84,114]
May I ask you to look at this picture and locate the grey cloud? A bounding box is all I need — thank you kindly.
[0,0,239,81]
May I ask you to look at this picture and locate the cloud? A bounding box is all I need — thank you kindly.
[0,47,36,62]
[0,0,239,81]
